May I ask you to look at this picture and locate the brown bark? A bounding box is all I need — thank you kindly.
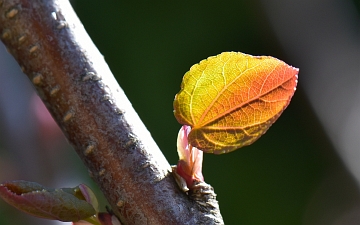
[0,0,223,224]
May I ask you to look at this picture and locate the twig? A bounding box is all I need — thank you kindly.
[0,0,223,224]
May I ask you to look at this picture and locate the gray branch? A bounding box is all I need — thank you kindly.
[0,0,223,224]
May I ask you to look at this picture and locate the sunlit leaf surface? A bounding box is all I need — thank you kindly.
[174,52,298,154]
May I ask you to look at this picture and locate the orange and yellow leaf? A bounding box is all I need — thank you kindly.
[173,52,298,154]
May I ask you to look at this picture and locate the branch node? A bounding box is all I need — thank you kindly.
[115,107,123,115]
[82,72,93,81]
[84,143,95,156]
[50,85,60,96]
[5,7,19,19]
[32,73,43,85]
[116,200,125,208]
[63,109,75,123]
[18,34,26,44]
[29,44,39,54]
[98,168,106,177]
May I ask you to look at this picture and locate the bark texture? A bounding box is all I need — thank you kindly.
[0,0,223,224]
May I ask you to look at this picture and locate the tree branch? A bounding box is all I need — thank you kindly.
[0,0,223,224]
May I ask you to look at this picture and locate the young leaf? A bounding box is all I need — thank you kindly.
[174,52,298,154]
[0,180,96,222]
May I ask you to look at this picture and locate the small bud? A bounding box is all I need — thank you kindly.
[176,125,204,189]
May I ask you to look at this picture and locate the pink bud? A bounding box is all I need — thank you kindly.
[176,125,204,188]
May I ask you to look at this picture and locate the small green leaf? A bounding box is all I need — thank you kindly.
[0,180,96,222]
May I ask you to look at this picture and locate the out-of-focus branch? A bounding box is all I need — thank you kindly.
[0,0,223,224]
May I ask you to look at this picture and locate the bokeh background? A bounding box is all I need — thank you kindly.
[1,0,360,224]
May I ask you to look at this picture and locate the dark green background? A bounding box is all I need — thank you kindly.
[71,1,331,224]
[0,1,359,224]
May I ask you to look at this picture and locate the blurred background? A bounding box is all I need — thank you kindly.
[0,0,360,224]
